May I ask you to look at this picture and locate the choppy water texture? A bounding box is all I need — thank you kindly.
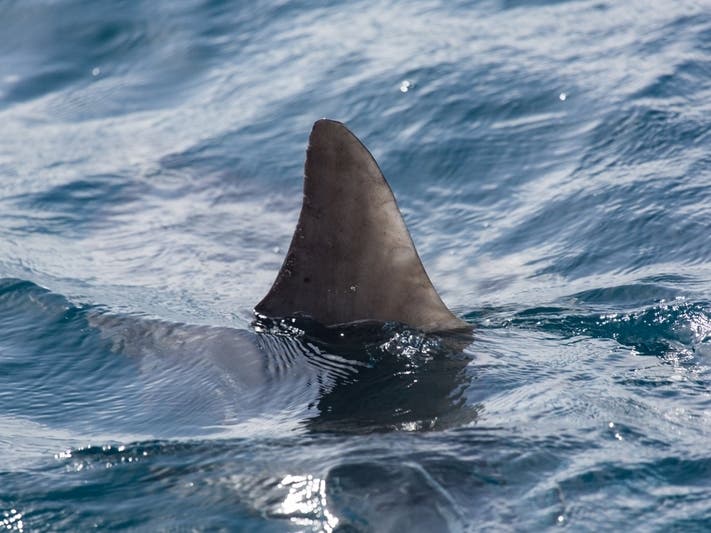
[1,0,710,531]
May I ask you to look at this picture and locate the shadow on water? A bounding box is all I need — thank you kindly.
[255,317,479,434]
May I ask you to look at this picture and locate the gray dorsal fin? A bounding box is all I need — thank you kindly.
[255,119,469,333]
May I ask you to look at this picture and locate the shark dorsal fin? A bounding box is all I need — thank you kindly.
[255,119,468,333]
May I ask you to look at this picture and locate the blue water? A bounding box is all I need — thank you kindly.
[1,0,710,530]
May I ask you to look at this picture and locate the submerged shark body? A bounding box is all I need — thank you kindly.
[88,310,474,434]
[82,119,473,433]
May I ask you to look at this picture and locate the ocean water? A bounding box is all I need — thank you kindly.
[1,0,710,530]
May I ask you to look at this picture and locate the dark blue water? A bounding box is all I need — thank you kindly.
[1,0,710,530]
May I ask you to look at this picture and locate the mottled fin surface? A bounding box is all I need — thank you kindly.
[255,119,469,333]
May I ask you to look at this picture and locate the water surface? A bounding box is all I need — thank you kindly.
[1,0,710,530]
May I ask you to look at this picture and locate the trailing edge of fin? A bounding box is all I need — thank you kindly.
[255,119,469,333]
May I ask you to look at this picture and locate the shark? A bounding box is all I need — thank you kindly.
[27,119,474,435]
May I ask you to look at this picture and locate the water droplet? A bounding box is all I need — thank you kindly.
[92,67,101,77]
